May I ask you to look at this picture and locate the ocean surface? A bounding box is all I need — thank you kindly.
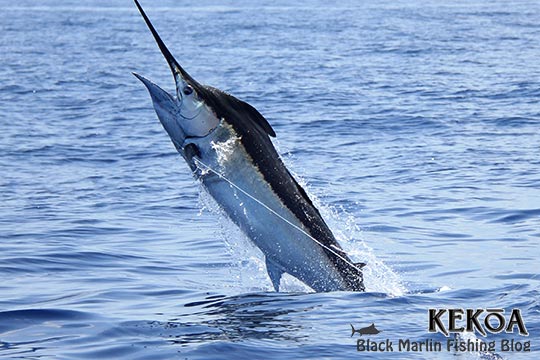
[1,0,539,358]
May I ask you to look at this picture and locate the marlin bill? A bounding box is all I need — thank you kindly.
[132,0,365,292]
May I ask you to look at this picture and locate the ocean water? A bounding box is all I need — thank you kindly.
[1,0,539,359]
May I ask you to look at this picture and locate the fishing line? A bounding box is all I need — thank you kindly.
[192,157,362,273]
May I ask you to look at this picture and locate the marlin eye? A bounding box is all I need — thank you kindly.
[183,85,193,95]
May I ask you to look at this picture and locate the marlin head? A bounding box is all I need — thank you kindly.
[133,0,219,151]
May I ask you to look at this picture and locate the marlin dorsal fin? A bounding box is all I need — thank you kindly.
[203,86,276,138]
[234,95,276,137]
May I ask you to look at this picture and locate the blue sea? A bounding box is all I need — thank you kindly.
[1,0,539,359]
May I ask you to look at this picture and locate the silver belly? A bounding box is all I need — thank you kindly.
[194,141,348,291]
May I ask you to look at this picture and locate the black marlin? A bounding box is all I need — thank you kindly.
[132,0,365,292]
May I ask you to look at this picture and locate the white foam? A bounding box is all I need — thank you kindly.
[211,136,238,167]
[308,184,407,297]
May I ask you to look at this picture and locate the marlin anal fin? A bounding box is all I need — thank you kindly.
[265,258,284,292]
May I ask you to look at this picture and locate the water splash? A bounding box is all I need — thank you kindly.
[275,140,407,296]
[293,173,407,297]
[195,154,406,296]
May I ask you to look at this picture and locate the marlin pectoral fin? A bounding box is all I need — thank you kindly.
[265,258,284,292]
[355,262,367,269]
[182,143,200,170]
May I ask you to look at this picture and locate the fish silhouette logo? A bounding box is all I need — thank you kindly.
[350,323,382,337]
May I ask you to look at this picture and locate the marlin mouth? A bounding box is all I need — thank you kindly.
[133,0,218,139]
